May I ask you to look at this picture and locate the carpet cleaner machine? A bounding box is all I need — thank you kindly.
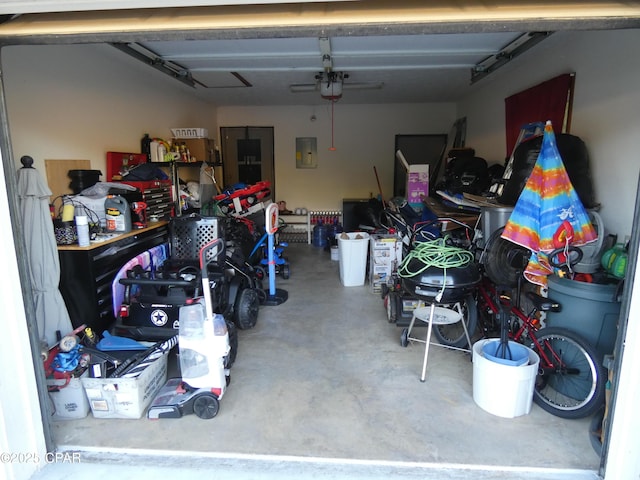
[148,238,231,420]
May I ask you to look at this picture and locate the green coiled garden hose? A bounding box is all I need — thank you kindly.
[397,238,475,301]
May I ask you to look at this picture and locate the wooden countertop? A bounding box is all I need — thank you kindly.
[423,196,479,228]
[57,221,168,251]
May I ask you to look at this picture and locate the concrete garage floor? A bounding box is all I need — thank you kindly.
[40,243,601,480]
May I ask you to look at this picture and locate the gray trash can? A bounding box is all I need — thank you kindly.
[546,275,621,360]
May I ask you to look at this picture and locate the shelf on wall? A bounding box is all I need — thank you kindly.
[278,211,343,244]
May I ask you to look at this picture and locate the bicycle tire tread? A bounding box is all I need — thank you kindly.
[529,326,606,419]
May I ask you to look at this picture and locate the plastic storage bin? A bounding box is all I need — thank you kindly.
[338,232,370,286]
[480,206,514,238]
[47,371,90,420]
[546,275,621,360]
[473,339,539,418]
[82,353,168,419]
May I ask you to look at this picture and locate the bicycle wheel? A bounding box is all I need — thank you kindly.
[528,327,606,419]
[432,293,478,349]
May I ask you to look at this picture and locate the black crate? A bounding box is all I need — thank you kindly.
[169,215,225,267]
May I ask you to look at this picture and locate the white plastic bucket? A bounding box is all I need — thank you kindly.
[338,232,370,286]
[472,338,539,418]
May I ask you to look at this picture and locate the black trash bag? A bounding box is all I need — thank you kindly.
[498,133,598,208]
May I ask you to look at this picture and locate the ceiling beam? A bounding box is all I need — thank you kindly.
[189,64,476,72]
[0,3,638,44]
[157,47,504,63]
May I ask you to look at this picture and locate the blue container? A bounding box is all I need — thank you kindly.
[312,221,327,248]
[482,340,530,366]
[325,223,336,247]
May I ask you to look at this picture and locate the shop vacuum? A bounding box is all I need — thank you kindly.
[148,239,231,420]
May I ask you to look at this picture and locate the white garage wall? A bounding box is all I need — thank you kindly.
[458,28,640,241]
[217,103,456,212]
[1,43,218,175]
[6,31,636,238]
[2,42,457,214]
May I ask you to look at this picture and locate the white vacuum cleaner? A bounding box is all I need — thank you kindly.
[148,238,231,420]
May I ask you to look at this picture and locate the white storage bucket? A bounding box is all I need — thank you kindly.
[472,338,539,418]
[338,232,370,286]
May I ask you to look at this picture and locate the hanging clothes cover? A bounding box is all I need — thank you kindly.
[500,121,597,287]
[17,156,73,347]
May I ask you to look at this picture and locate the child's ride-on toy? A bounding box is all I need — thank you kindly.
[214,181,271,215]
[113,215,260,349]
[250,229,291,280]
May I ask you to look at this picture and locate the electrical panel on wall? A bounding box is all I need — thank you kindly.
[296,137,317,169]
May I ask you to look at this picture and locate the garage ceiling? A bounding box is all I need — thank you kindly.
[0,1,638,106]
[116,32,542,106]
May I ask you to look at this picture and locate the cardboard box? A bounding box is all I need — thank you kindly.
[81,354,168,419]
[47,371,90,420]
[406,164,429,211]
[369,234,403,294]
[172,138,217,164]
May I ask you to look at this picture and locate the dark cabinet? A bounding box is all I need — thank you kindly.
[58,222,169,334]
[342,198,371,232]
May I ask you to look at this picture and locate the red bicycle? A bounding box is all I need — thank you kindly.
[433,226,606,419]
[474,275,606,419]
